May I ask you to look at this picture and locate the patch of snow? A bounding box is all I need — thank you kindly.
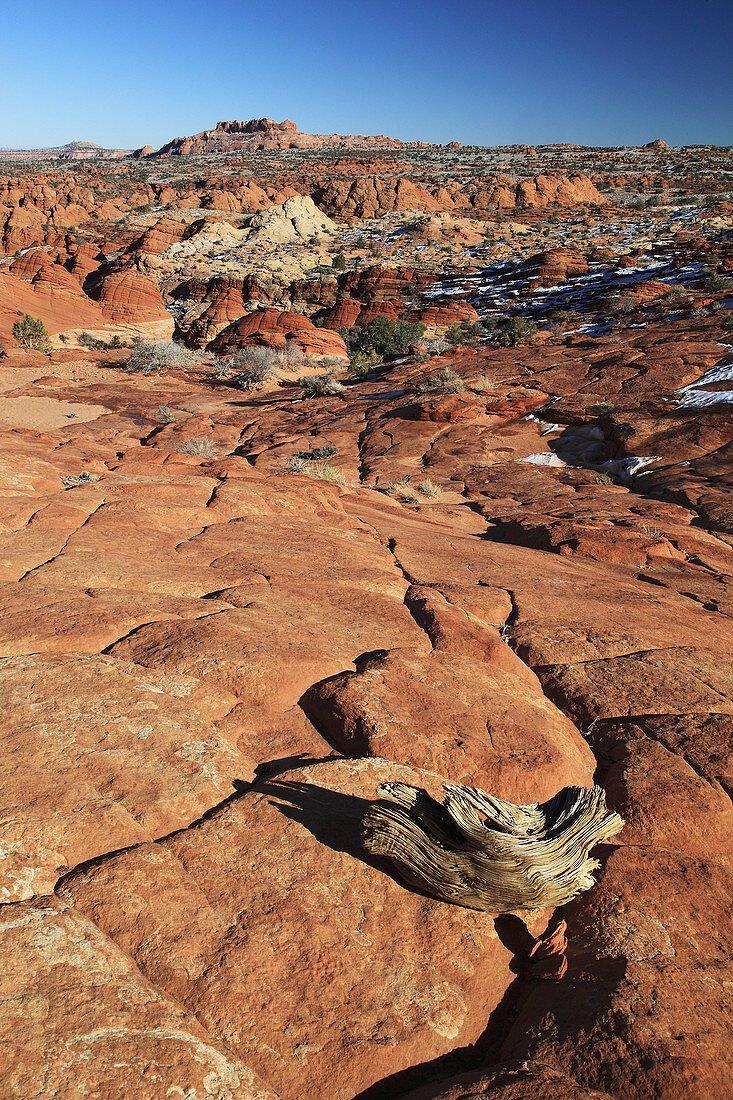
[675,360,733,409]
[599,455,662,482]
[518,453,567,467]
[523,413,563,434]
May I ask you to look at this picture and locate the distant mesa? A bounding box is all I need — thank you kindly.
[146,117,431,156]
[642,138,670,150]
[0,139,130,161]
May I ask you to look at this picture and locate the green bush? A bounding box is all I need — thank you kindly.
[497,317,538,347]
[703,273,733,292]
[78,331,129,351]
[445,322,478,346]
[13,313,51,352]
[345,316,426,359]
[350,349,382,378]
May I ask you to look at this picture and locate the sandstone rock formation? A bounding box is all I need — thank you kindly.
[88,268,174,336]
[208,307,347,358]
[151,117,423,156]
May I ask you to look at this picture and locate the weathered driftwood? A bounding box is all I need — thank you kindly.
[360,782,623,912]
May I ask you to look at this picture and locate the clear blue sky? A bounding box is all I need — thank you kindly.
[3,0,732,148]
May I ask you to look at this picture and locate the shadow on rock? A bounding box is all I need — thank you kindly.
[260,776,449,901]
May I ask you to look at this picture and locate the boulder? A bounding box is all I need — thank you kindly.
[208,307,347,359]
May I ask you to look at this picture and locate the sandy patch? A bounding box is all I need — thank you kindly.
[0,396,107,430]
[0,368,45,394]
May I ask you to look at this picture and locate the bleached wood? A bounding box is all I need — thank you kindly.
[361,782,624,912]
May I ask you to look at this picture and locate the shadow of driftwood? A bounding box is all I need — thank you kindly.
[261,776,463,903]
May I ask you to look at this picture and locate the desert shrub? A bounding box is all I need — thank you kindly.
[13,313,51,352]
[350,349,382,378]
[299,374,345,397]
[282,338,304,370]
[226,346,281,389]
[703,273,733,292]
[473,374,496,391]
[497,317,538,346]
[377,476,414,498]
[421,336,451,355]
[0,340,5,359]
[664,286,691,304]
[158,406,177,423]
[302,462,345,484]
[720,313,733,330]
[608,296,636,315]
[177,437,216,457]
[415,478,440,497]
[79,331,128,350]
[345,316,426,358]
[284,456,344,483]
[445,321,483,346]
[61,471,100,487]
[295,445,339,461]
[124,339,202,375]
[332,251,347,271]
[596,472,614,485]
[416,367,465,394]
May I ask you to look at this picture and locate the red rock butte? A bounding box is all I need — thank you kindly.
[148,116,431,156]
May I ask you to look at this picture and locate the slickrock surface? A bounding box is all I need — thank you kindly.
[0,137,732,1099]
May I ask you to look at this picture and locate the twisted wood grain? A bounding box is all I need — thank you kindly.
[361,782,623,912]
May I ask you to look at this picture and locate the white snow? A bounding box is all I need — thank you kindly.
[518,453,567,467]
[675,359,733,409]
